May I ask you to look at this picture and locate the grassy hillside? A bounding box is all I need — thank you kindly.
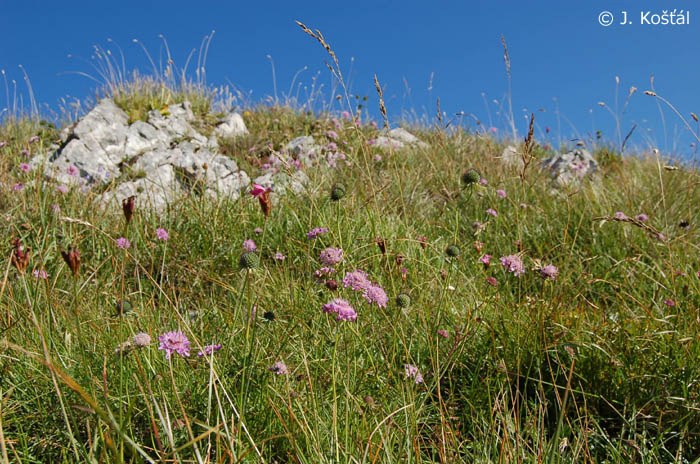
[1,67,700,462]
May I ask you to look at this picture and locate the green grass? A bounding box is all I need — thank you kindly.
[1,81,700,463]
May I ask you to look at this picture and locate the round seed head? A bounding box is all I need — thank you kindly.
[461,169,481,186]
[330,182,346,201]
[239,251,260,270]
[115,300,133,315]
[445,245,460,258]
[396,293,411,308]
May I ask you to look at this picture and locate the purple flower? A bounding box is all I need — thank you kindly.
[315,267,336,278]
[367,139,377,146]
[116,237,131,249]
[20,149,29,158]
[341,111,351,120]
[254,227,264,234]
[471,221,484,231]
[243,239,257,252]
[500,254,525,276]
[19,163,30,173]
[478,178,488,185]
[437,329,449,338]
[158,331,191,359]
[32,269,49,279]
[0,141,7,148]
[156,228,169,240]
[307,227,329,240]
[663,299,676,307]
[363,284,388,308]
[197,344,223,357]
[132,332,151,347]
[342,270,371,291]
[320,247,343,266]
[635,214,649,222]
[496,189,507,198]
[486,276,499,287]
[327,141,338,151]
[268,361,289,375]
[66,165,79,176]
[322,298,357,321]
[11,183,23,191]
[404,364,424,384]
[540,264,559,280]
[28,135,39,144]
[480,254,492,267]
[614,211,627,220]
[56,185,68,194]
[326,130,338,140]
[486,208,498,217]
[697,270,700,279]
[374,154,382,162]
[50,203,60,213]
[274,252,286,261]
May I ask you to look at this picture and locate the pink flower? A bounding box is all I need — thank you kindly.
[486,208,498,217]
[496,189,507,198]
[404,364,424,384]
[500,254,525,276]
[478,178,488,185]
[156,228,169,240]
[315,267,336,278]
[11,183,23,191]
[56,185,68,194]
[480,254,492,267]
[363,284,388,308]
[197,344,222,357]
[28,135,39,144]
[307,227,328,240]
[540,264,559,280]
[19,163,30,172]
[32,269,49,279]
[697,270,700,279]
[342,270,371,291]
[489,127,498,134]
[374,154,382,162]
[367,139,377,146]
[158,331,191,359]
[66,165,79,176]
[320,247,343,266]
[341,111,351,120]
[635,214,649,222]
[322,298,357,321]
[614,211,627,220]
[437,329,449,338]
[250,183,270,198]
[253,227,263,235]
[274,252,286,261]
[243,239,257,252]
[486,276,499,287]
[326,130,338,140]
[268,361,289,375]
[116,237,131,249]
[663,299,676,307]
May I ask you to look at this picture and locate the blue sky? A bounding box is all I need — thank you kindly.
[1,1,699,159]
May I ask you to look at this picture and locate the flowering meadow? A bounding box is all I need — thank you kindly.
[1,89,700,463]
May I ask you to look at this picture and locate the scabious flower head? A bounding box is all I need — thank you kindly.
[540,264,559,280]
[342,270,371,291]
[158,331,191,359]
[614,211,627,220]
[322,298,357,321]
[116,237,131,249]
[132,332,151,347]
[635,214,649,222]
[254,227,264,234]
[496,189,507,198]
[268,361,289,375]
[156,228,169,240]
[197,344,222,357]
[404,364,424,384]
[663,299,676,307]
[363,284,388,308]
[243,239,257,252]
[307,227,329,240]
[486,208,498,217]
[326,130,339,140]
[19,163,30,172]
[479,178,488,185]
[274,252,286,261]
[500,254,525,276]
[320,247,343,266]
[32,269,48,279]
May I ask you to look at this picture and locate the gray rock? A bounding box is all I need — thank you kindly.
[541,148,598,185]
[373,128,427,149]
[214,112,248,138]
[286,136,320,166]
[253,170,309,196]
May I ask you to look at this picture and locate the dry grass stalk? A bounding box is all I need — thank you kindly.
[374,74,388,130]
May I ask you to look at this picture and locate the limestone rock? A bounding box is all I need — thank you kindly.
[214,112,248,138]
[541,148,598,185]
[373,128,428,149]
